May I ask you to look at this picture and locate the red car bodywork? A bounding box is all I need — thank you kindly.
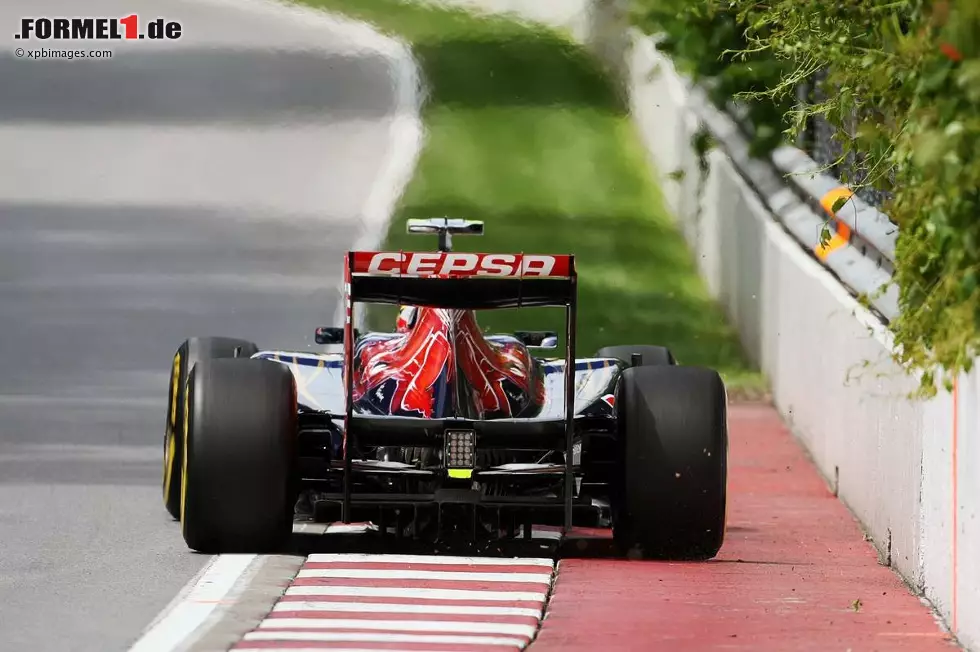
[350,306,546,420]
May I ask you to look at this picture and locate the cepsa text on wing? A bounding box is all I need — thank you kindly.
[353,252,572,278]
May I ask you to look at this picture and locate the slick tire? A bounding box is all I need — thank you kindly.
[595,344,676,367]
[163,337,259,520]
[612,365,727,560]
[181,358,297,554]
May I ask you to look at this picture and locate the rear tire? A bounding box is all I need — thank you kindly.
[596,344,676,366]
[611,365,727,560]
[163,337,258,520]
[181,358,297,553]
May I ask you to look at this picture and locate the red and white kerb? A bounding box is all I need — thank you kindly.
[231,553,556,651]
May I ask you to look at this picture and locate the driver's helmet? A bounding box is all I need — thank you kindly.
[396,305,418,333]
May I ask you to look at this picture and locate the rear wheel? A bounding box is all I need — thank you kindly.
[181,358,297,553]
[611,365,727,559]
[595,344,676,366]
[163,337,259,520]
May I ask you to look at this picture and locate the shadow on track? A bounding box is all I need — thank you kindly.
[274,523,645,562]
[282,528,562,560]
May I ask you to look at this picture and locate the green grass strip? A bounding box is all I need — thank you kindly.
[294,0,766,398]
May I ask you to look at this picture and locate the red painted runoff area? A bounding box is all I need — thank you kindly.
[531,403,957,652]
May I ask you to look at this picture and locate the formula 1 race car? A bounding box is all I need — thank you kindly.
[162,219,728,559]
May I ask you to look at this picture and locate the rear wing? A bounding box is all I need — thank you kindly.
[346,250,576,309]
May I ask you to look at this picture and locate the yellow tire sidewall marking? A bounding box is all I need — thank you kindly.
[170,352,181,428]
[180,373,190,530]
[163,351,181,500]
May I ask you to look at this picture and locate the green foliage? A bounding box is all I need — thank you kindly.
[633,0,980,395]
[631,0,796,156]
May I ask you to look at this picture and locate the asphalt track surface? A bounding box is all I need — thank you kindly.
[0,1,413,649]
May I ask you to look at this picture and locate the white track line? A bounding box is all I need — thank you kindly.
[516,526,563,541]
[285,586,548,601]
[296,569,553,583]
[260,618,537,636]
[272,601,543,616]
[307,553,554,566]
[326,523,378,534]
[128,554,257,652]
[243,631,528,646]
[295,522,382,535]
